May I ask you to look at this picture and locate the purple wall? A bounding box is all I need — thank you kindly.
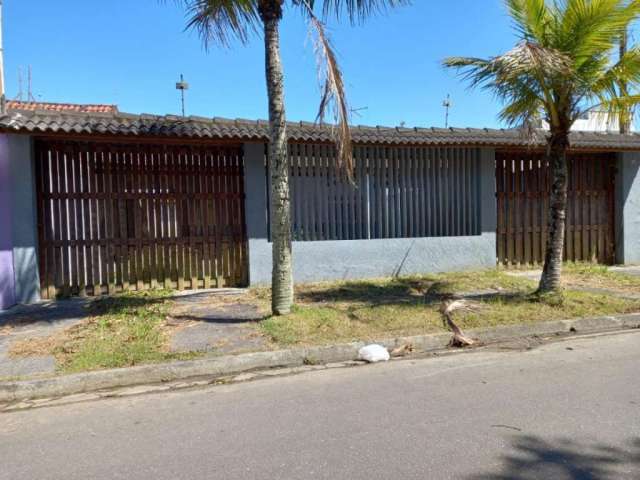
[0,134,15,309]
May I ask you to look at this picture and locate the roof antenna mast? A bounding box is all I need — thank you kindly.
[176,74,189,117]
[442,94,452,129]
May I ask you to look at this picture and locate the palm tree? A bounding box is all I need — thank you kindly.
[176,0,407,314]
[444,0,640,294]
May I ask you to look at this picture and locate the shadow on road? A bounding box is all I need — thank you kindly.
[468,435,640,479]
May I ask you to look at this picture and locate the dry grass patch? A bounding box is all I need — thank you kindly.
[9,336,59,358]
[561,263,640,293]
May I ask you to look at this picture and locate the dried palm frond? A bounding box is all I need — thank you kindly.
[439,299,482,347]
[306,10,355,181]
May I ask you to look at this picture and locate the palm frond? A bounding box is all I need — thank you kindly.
[307,12,354,180]
[176,0,260,47]
[506,0,551,41]
[294,0,409,23]
[557,0,640,66]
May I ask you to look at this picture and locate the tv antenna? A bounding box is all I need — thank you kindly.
[175,74,189,116]
[14,65,36,102]
[442,94,452,128]
[350,106,368,117]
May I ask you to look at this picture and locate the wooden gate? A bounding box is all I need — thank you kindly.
[34,139,248,299]
[496,150,616,266]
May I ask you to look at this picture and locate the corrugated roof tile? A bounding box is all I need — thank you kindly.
[2,108,640,149]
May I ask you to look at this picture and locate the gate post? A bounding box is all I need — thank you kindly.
[616,152,640,265]
[479,147,497,262]
[0,134,39,310]
[0,134,15,309]
[243,142,272,285]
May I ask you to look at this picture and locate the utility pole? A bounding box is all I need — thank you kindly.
[442,94,452,128]
[175,74,189,117]
[620,29,630,134]
[0,0,6,114]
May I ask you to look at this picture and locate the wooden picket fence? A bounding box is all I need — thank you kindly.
[34,139,248,299]
[496,150,616,266]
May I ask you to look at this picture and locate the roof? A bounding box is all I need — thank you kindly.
[1,107,640,150]
[6,101,118,114]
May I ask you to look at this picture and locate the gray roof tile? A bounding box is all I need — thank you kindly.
[1,108,640,149]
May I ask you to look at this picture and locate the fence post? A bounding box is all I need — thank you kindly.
[616,151,640,265]
[243,142,272,285]
[479,147,497,263]
[0,134,15,309]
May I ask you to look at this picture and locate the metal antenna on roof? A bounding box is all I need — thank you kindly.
[350,106,368,118]
[442,94,452,128]
[27,66,35,102]
[175,74,189,117]
[15,66,23,101]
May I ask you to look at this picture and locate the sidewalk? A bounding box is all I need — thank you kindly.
[2,265,639,405]
[0,299,88,378]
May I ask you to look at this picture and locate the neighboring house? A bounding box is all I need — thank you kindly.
[540,110,633,133]
[5,100,118,114]
[1,102,639,309]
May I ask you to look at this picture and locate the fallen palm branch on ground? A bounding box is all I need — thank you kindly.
[439,299,481,347]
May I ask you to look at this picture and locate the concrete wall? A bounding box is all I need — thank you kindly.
[0,135,16,309]
[0,134,40,310]
[616,152,640,265]
[243,143,497,285]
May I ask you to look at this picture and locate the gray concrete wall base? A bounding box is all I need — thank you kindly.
[248,235,496,284]
[617,152,640,265]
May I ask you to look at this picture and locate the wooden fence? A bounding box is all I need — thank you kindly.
[496,150,616,266]
[281,143,482,241]
[34,139,248,299]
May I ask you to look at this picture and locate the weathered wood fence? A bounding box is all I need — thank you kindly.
[496,150,616,266]
[35,139,248,299]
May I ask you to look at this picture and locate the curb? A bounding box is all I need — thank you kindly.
[1,313,639,405]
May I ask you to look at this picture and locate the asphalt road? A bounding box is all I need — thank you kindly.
[2,332,639,480]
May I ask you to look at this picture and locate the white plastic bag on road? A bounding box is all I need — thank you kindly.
[358,344,390,363]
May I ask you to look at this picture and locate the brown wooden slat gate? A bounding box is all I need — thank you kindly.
[496,150,616,266]
[34,139,248,299]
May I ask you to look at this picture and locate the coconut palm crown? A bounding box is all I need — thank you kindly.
[444,0,640,293]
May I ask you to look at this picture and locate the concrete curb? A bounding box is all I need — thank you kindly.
[1,313,639,404]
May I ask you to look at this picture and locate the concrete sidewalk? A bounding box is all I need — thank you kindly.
[0,299,88,378]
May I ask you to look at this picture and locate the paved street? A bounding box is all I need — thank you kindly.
[1,332,639,480]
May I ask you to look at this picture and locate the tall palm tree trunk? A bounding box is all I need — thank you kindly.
[261,1,293,315]
[538,131,569,293]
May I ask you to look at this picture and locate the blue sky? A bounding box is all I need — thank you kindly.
[6,1,520,128]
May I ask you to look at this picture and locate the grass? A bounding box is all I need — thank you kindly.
[10,289,201,373]
[8,265,640,372]
[562,263,640,293]
[259,269,640,347]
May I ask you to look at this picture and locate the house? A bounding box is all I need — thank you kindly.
[540,110,634,133]
[1,101,639,310]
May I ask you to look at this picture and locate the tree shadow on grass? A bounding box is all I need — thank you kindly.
[468,435,640,480]
[296,277,434,306]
